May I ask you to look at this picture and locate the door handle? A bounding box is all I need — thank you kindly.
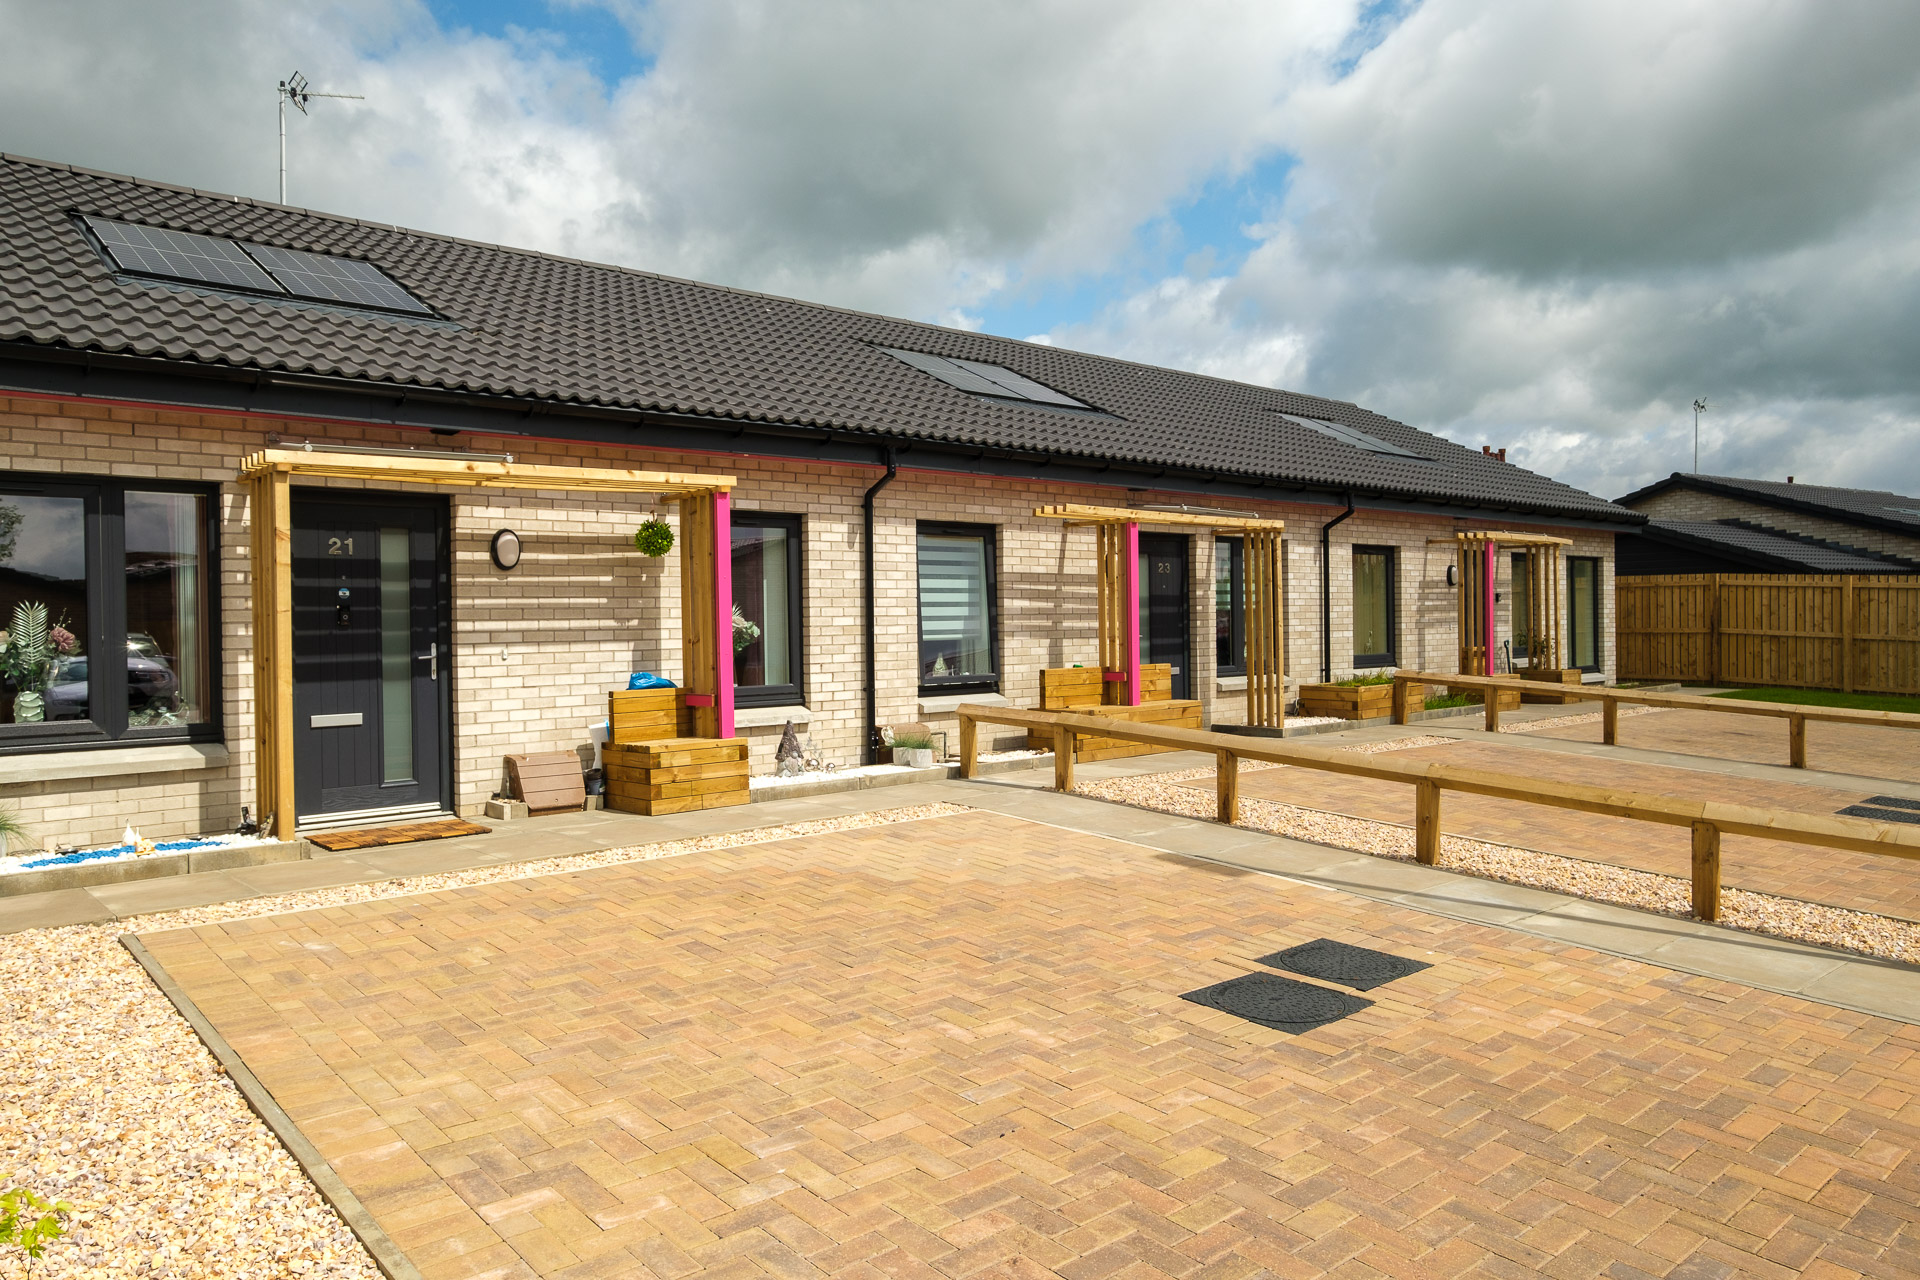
[417,642,438,680]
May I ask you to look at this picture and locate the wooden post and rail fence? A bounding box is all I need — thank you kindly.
[1387,670,1920,770]
[956,701,1920,924]
[1617,573,1920,694]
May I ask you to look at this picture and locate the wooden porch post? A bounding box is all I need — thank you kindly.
[1123,521,1141,706]
[676,488,735,740]
[250,466,295,840]
[1483,538,1498,675]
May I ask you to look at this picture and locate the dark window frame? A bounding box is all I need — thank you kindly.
[915,521,1001,695]
[1568,555,1604,673]
[1351,544,1398,669]
[0,471,223,755]
[1215,536,1245,677]
[730,511,805,709]
[1509,550,1530,663]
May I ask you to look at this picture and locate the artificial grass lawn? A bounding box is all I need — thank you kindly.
[1710,687,1920,715]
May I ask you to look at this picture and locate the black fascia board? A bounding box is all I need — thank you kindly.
[0,341,1638,530]
[1619,473,1920,540]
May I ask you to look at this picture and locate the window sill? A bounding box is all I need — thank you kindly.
[0,741,229,787]
[733,704,811,729]
[918,691,1009,715]
[1216,675,1247,691]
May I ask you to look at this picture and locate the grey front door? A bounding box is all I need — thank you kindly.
[291,493,450,822]
[1138,533,1191,700]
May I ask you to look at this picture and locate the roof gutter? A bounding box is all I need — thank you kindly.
[1321,492,1356,683]
[862,447,899,764]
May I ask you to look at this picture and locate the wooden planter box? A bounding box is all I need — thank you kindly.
[1453,685,1523,711]
[1297,682,1401,720]
[1024,698,1204,761]
[608,688,695,743]
[605,737,749,815]
[1039,664,1173,710]
[1516,667,1586,704]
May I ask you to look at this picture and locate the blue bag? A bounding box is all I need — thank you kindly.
[627,672,677,690]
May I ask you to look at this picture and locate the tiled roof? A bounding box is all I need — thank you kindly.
[1619,473,1920,536]
[0,153,1637,523]
[1641,520,1914,573]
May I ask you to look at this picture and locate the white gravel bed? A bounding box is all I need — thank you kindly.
[1,832,273,879]
[1081,767,1920,967]
[1500,704,1663,734]
[0,802,968,1279]
[1344,735,1455,755]
[749,762,913,788]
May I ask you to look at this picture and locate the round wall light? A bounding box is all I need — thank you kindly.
[490,529,522,571]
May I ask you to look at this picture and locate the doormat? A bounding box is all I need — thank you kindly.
[306,818,491,852]
[1256,937,1432,991]
[1837,803,1920,826]
[1180,973,1371,1035]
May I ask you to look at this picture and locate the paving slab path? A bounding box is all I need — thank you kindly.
[139,807,1920,1279]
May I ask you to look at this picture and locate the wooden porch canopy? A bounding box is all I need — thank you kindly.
[238,448,738,839]
[1455,530,1572,676]
[1034,504,1288,727]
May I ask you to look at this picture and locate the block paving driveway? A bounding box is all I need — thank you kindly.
[141,809,1920,1278]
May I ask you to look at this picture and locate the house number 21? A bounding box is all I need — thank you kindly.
[327,536,355,555]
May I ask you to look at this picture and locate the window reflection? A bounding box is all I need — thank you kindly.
[0,494,88,725]
[124,492,209,726]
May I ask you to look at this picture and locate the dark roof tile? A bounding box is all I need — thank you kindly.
[0,153,1634,522]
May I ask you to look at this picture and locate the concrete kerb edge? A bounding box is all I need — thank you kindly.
[952,780,1920,1028]
[119,933,425,1280]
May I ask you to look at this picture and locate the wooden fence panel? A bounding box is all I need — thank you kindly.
[1618,573,1920,694]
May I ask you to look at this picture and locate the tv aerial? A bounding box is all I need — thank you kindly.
[277,71,363,204]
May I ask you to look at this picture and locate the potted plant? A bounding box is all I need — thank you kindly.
[0,603,76,725]
[890,729,936,769]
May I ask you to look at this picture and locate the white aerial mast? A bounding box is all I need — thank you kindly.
[277,71,363,204]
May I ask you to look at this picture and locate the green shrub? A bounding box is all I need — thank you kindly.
[0,1185,73,1271]
[1329,673,1396,687]
[890,730,933,751]
[632,518,675,557]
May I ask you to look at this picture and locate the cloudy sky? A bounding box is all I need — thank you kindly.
[4,0,1918,501]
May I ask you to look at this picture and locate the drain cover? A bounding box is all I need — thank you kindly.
[1839,803,1920,825]
[1180,973,1371,1034]
[1256,938,1432,991]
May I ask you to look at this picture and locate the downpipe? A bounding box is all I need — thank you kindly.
[862,448,899,763]
[1320,492,1356,683]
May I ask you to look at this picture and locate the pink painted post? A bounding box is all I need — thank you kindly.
[714,490,735,739]
[1124,522,1142,706]
[1482,537,1498,676]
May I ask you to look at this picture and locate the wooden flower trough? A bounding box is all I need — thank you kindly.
[603,688,749,815]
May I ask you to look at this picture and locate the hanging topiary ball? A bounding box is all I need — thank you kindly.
[633,517,674,557]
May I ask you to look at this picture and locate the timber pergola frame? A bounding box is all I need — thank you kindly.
[240,448,738,839]
[1455,530,1572,677]
[1034,504,1287,727]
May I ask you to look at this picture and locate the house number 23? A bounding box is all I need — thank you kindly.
[327,536,355,555]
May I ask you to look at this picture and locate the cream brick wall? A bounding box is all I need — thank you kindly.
[1,394,1618,845]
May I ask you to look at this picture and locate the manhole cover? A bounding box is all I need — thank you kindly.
[1180,973,1371,1034]
[1256,938,1432,991]
[1864,795,1920,811]
[1838,804,1920,825]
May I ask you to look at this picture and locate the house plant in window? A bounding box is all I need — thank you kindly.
[1,603,77,724]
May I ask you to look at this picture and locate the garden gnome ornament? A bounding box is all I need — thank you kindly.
[776,720,803,776]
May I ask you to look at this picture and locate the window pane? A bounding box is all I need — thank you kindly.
[1570,558,1599,669]
[1353,549,1394,661]
[732,524,792,688]
[0,493,88,725]
[379,528,413,782]
[918,533,993,681]
[1215,538,1242,672]
[125,491,210,727]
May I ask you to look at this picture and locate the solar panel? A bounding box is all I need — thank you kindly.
[1270,411,1425,459]
[243,243,432,314]
[86,216,284,293]
[878,346,1091,409]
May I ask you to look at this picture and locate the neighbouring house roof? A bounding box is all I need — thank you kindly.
[1617,472,1920,539]
[0,152,1639,525]
[1622,519,1918,575]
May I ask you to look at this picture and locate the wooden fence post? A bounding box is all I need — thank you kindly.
[1691,820,1721,920]
[1603,697,1619,747]
[1484,690,1501,733]
[1053,724,1075,792]
[1216,750,1239,824]
[1416,780,1441,865]
[1789,715,1807,769]
[1843,576,1856,694]
[959,713,979,779]
[1391,676,1410,725]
